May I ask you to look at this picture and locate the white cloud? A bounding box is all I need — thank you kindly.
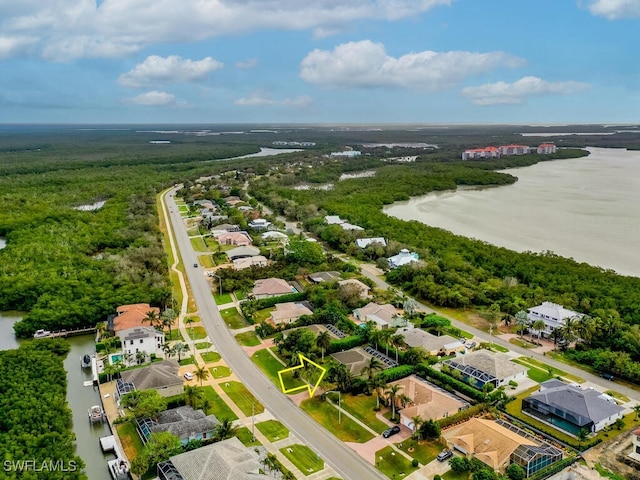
[0,35,38,58]
[118,55,223,88]
[0,0,451,61]
[124,90,178,106]
[235,93,312,107]
[300,40,524,90]
[235,58,258,69]
[586,0,640,19]
[462,76,589,106]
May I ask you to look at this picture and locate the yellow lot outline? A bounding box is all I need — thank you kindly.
[277,353,326,398]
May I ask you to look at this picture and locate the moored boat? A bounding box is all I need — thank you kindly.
[81,353,92,369]
[33,329,51,339]
[88,405,105,423]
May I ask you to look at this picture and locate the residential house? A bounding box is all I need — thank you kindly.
[443,350,527,388]
[270,302,313,325]
[324,215,345,225]
[522,379,624,433]
[355,237,387,249]
[117,326,165,362]
[338,278,371,299]
[226,246,261,261]
[387,249,419,269]
[629,427,640,462]
[248,218,271,229]
[340,222,364,231]
[262,231,288,241]
[157,437,277,480]
[119,359,184,399]
[527,301,583,338]
[252,278,294,299]
[216,231,253,246]
[397,327,464,356]
[137,406,219,446]
[443,418,563,476]
[233,255,268,270]
[461,147,500,160]
[389,375,467,430]
[537,143,557,154]
[307,271,342,284]
[498,144,531,156]
[223,196,243,206]
[353,302,398,329]
[109,303,160,333]
[211,223,240,234]
[330,150,362,157]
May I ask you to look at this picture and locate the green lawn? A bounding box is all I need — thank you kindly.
[221,307,250,329]
[179,355,195,366]
[395,439,443,465]
[209,365,231,379]
[251,349,285,384]
[220,381,264,416]
[375,446,418,479]
[280,444,324,476]
[235,426,262,447]
[235,331,261,346]
[509,337,535,348]
[190,236,211,252]
[201,385,238,421]
[512,359,555,383]
[201,351,222,363]
[198,254,214,268]
[490,344,509,353]
[116,421,144,461]
[326,392,389,434]
[234,290,247,300]
[188,326,208,340]
[214,292,233,304]
[252,307,274,323]
[301,397,374,443]
[195,342,212,350]
[183,315,200,325]
[165,329,184,341]
[515,356,585,383]
[256,420,289,442]
[442,470,469,480]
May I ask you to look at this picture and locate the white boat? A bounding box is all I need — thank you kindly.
[88,405,105,423]
[81,354,92,369]
[107,458,130,480]
[33,329,51,339]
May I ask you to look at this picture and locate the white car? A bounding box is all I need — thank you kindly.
[183,372,194,381]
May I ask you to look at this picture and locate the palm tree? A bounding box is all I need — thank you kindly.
[215,418,238,441]
[123,352,133,366]
[184,385,204,408]
[172,342,189,362]
[403,298,418,319]
[389,334,405,363]
[633,404,640,420]
[135,351,147,365]
[315,331,331,362]
[161,342,172,358]
[95,321,108,341]
[368,376,386,410]
[142,310,161,329]
[515,310,529,339]
[362,357,383,380]
[194,364,209,387]
[103,363,117,383]
[398,393,412,409]
[161,308,179,340]
[385,384,404,420]
[577,428,590,451]
[379,329,393,357]
[411,415,423,438]
[532,319,546,341]
[184,316,196,339]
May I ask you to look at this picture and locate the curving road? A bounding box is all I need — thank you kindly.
[162,189,385,480]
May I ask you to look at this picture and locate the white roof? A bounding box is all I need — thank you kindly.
[340,222,364,231]
[325,215,344,224]
[356,237,387,248]
[528,302,581,321]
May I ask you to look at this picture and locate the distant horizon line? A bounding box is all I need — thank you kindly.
[1,122,638,127]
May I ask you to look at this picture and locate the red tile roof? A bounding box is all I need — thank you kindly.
[114,303,160,332]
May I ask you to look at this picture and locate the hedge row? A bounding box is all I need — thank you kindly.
[529,456,578,480]
[437,404,488,429]
[327,335,367,354]
[414,364,485,402]
[374,365,416,383]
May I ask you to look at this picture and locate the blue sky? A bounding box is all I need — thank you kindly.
[1,0,639,124]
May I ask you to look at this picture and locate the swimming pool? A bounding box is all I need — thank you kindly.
[110,353,123,365]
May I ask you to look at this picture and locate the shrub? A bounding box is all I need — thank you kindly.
[415,364,485,402]
[411,459,419,468]
[327,335,367,354]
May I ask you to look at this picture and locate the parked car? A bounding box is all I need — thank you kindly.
[382,426,401,438]
[437,449,453,462]
[600,373,614,381]
[466,341,477,349]
[184,372,194,381]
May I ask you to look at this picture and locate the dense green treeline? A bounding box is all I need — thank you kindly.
[0,132,265,337]
[0,340,86,480]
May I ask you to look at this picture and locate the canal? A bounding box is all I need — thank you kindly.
[0,313,113,480]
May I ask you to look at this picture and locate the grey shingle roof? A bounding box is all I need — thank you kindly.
[449,350,526,380]
[121,359,182,390]
[525,382,624,425]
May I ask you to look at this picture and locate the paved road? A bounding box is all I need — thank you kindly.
[357,264,640,403]
[163,189,385,480]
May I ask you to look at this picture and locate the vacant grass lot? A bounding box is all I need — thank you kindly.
[325,392,388,434]
[201,351,222,363]
[375,446,418,479]
[235,331,261,346]
[301,397,374,443]
[280,444,324,476]
[221,307,250,329]
[209,365,231,379]
[256,420,289,442]
[201,385,238,421]
[190,236,210,252]
[116,422,143,461]
[198,254,214,268]
[514,356,585,383]
[220,381,264,416]
[251,349,306,390]
[213,292,233,304]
